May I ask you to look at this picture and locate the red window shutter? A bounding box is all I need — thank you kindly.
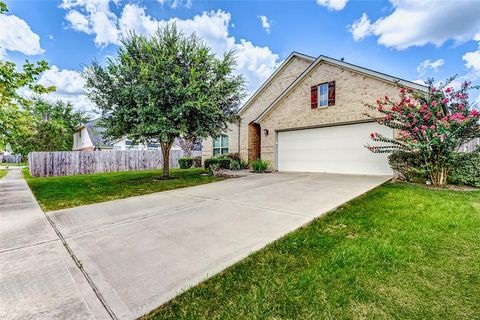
[328,81,335,106]
[311,85,318,109]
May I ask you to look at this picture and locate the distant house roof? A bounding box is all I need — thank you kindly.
[82,118,113,149]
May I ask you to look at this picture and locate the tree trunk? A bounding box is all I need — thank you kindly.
[430,166,448,186]
[160,140,173,178]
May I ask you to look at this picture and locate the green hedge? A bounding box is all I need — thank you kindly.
[449,151,480,187]
[204,158,219,170]
[178,157,193,169]
[204,157,231,170]
[218,158,231,169]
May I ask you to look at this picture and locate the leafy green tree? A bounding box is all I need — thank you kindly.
[366,78,480,186]
[0,1,55,151]
[11,99,89,156]
[0,1,8,14]
[84,24,245,177]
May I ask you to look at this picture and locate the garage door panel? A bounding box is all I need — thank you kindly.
[277,122,392,175]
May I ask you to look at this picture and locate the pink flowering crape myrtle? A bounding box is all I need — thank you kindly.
[365,77,480,186]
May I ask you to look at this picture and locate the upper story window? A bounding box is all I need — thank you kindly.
[318,83,329,107]
[311,81,335,109]
[213,134,229,157]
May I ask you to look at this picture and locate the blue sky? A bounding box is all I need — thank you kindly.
[1,0,480,113]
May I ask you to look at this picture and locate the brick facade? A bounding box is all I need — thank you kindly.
[201,54,413,169]
[202,55,312,162]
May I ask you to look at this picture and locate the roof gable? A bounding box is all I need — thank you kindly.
[237,52,315,116]
[254,55,429,123]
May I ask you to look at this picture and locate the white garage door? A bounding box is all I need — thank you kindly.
[277,122,392,175]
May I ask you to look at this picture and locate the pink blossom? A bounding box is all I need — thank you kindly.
[458,104,464,110]
[404,97,411,103]
[432,88,437,93]
[421,126,428,131]
[471,110,479,116]
[386,114,393,120]
[445,87,451,93]
[370,133,376,139]
[441,97,449,104]
[378,105,384,111]
[413,139,417,143]
[392,106,400,112]
[457,94,463,99]
[432,101,437,107]
[399,88,405,94]
[385,95,389,101]
[430,125,436,129]
[413,127,419,133]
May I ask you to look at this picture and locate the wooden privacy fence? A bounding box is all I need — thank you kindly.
[28,150,202,177]
[459,138,480,152]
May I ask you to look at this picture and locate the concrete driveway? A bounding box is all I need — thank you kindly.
[45,172,389,320]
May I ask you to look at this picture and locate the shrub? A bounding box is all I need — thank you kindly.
[230,160,241,170]
[178,157,193,169]
[388,151,425,182]
[218,158,231,169]
[192,156,202,168]
[240,159,249,169]
[206,163,220,176]
[449,150,480,187]
[225,152,241,162]
[251,159,269,173]
[366,78,480,186]
[204,158,219,170]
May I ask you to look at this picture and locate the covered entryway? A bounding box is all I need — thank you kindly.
[277,122,393,175]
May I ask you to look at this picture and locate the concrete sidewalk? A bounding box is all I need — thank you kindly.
[0,169,110,320]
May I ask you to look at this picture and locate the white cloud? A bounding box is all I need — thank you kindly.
[349,13,372,41]
[37,65,96,113]
[64,3,281,95]
[412,79,427,85]
[463,49,480,71]
[349,0,480,50]
[258,15,271,34]
[171,0,192,9]
[0,13,44,57]
[416,58,444,75]
[65,10,92,34]
[39,65,85,94]
[316,0,348,11]
[61,0,119,46]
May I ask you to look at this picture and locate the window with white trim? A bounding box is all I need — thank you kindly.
[213,134,229,157]
[318,83,329,107]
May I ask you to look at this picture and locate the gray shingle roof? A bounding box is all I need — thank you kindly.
[84,118,113,148]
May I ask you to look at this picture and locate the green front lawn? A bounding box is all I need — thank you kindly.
[0,170,6,179]
[24,168,222,211]
[144,183,480,320]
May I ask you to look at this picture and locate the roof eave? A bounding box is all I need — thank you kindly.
[236,51,315,116]
[254,55,429,123]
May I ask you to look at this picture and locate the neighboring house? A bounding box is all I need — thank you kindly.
[202,52,427,175]
[73,118,198,153]
[111,137,181,151]
[73,118,113,151]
